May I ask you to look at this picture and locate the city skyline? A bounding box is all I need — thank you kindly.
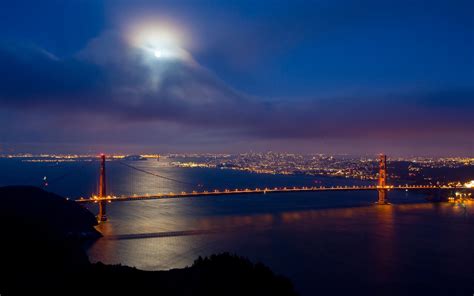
[0,0,473,156]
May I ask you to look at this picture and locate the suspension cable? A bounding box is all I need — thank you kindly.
[117,161,203,187]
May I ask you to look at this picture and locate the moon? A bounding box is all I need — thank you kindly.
[154,50,162,58]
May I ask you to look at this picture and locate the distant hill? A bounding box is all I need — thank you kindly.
[0,186,297,296]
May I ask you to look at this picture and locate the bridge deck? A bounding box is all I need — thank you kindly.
[76,185,465,204]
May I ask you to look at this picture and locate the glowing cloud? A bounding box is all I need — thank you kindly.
[125,19,191,61]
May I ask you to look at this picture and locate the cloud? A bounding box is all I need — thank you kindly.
[0,43,107,112]
[0,31,473,153]
[0,34,266,132]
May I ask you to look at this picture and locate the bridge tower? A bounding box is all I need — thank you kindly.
[97,154,108,222]
[377,154,388,204]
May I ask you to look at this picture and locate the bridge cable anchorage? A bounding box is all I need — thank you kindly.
[116,161,204,187]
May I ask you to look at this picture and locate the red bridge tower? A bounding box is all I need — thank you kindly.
[97,154,108,222]
[377,154,388,204]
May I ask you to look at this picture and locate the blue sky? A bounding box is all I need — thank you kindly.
[0,0,472,155]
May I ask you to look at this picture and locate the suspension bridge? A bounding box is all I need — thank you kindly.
[71,154,468,222]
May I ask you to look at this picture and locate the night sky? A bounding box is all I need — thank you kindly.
[0,0,472,155]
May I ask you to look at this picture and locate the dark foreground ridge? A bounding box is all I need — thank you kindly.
[0,186,297,296]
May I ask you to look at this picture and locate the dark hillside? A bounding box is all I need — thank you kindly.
[0,186,297,296]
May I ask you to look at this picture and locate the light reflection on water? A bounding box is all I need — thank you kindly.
[2,159,472,295]
[87,196,474,295]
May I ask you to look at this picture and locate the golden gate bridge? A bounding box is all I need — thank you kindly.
[73,154,469,222]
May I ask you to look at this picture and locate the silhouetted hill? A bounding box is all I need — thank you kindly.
[0,186,100,238]
[75,253,296,296]
[0,186,297,296]
[0,186,99,294]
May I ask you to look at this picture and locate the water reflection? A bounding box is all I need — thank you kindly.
[88,198,474,295]
[372,205,395,284]
[3,159,473,294]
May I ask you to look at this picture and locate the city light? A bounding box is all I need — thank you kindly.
[465,180,474,188]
